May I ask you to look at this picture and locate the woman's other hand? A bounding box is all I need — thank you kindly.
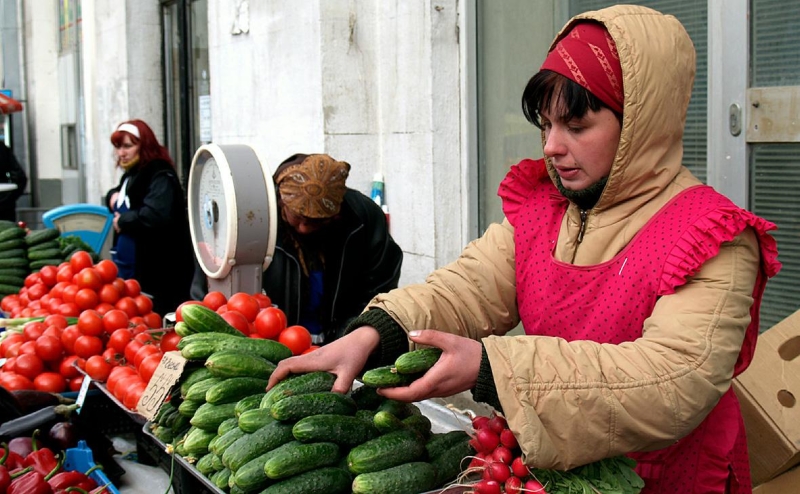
[378,330,483,402]
[109,192,119,209]
[268,326,381,394]
[113,212,121,233]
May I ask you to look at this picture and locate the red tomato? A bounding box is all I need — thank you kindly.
[3,341,22,358]
[123,279,141,298]
[159,331,182,353]
[85,355,113,381]
[115,374,143,404]
[22,321,46,341]
[227,293,260,322]
[41,325,61,340]
[77,310,104,337]
[69,375,84,392]
[108,328,133,354]
[95,260,119,284]
[76,268,103,292]
[59,355,84,379]
[24,273,42,288]
[94,302,114,315]
[253,293,272,309]
[27,283,48,301]
[61,284,79,304]
[134,295,153,315]
[202,291,228,311]
[44,314,69,330]
[175,300,202,322]
[69,251,94,273]
[73,335,104,358]
[278,325,313,355]
[133,345,161,370]
[123,381,147,410]
[56,265,75,283]
[254,307,287,340]
[58,302,81,318]
[112,277,126,294]
[143,312,162,329]
[3,356,16,373]
[123,340,144,363]
[102,347,122,366]
[134,332,155,345]
[34,335,63,362]
[75,288,99,311]
[301,345,320,355]
[0,373,34,391]
[1,333,25,357]
[18,340,37,356]
[39,265,58,287]
[60,325,82,354]
[15,353,45,380]
[115,297,139,318]
[221,310,251,335]
[98,284,121,305]
[216,304,228,315]
[106,365,136,394]
[103,309,130,333]
[138,353,162,383]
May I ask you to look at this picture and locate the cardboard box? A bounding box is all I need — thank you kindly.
[753,465,800,493]
[733,308,800,485]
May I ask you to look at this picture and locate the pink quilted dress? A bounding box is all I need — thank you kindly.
[500,158,781,493]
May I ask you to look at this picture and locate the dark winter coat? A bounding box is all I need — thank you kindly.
[0,142,27,222]
[105,159,194,315]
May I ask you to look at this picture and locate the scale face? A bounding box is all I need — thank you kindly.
[187,144,278,296]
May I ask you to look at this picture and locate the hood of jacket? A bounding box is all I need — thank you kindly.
[545,6,699,248]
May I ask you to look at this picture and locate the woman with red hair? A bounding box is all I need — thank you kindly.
[105,119,194,315]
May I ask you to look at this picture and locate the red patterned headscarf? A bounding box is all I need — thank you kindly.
[540,22,623,114]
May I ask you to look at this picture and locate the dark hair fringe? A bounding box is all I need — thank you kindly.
[521,70,610,130]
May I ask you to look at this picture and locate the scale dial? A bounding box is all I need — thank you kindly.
[187,144,277,283]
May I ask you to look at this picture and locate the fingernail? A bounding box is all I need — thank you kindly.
[408,330,420,337]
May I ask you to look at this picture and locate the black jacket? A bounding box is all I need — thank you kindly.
[0,142,27,222]
[105,160,194,315]
[263,189,403,342]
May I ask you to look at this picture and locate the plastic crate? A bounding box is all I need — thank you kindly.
[64,440,121,494]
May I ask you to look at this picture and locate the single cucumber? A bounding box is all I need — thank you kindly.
[264,441,340,480]
[206,377,269,405]
[0,238,26,250]
[211,453,224,471]
[184,376,223,402]
[26,239,59,252]
[0,258,30,269]
[238,408,276,433]
[222,420,295,472]
[190,402,238,431]
[376,399,420,419]
[180,340,215,360]
[261,371,336,409]
[393,347,443,374]
[402,414,432,439]
[425,430,470,459]
[372,410,406,434]
[211,427,247,457]
[180,367,215,397]
[292,414,379,447]
[0,249,27,260]
[24,228,60,246]
[259,467,352,494]
[205,350,276,379]
[27,248,63,260]
[152,425,175,443]
[211,468,232,489]
[195,453,216,475]
[182,426,217,457]
[352,461,438,494]
[0,226,26,242]
[218,417,240,436]
[177,399,203,417]
[235,393,266,417]
[431,438,474,485]
[177,331,228,349]
[214,337,292,364]
[174,321,195,337]
[181,303,246,336]
[29,259,64,270]
[350,385,384,410]
[361,365,422,388]
[232,448,280,492]
[270,391,357,422]
[346,429,426,474]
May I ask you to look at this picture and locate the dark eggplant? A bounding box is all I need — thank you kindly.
[11,390,74,414]
[46,421,78,451]
[0,387,24,423]
[0,404,79,443]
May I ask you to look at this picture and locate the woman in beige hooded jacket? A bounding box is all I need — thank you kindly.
[270,5,780,492]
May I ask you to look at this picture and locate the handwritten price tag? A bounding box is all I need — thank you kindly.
[137,351,187,420]
[76,376,92,414]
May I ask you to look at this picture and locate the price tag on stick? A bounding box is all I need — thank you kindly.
[137,351,187,420]
[76,376,92,414]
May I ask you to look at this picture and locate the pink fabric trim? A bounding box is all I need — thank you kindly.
[499,159,554,226]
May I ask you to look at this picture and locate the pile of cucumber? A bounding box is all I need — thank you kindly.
[149,305,472,494]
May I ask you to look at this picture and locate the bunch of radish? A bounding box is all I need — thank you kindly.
[465,412,547,494]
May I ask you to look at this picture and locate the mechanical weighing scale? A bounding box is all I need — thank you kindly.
[187,144,278,298]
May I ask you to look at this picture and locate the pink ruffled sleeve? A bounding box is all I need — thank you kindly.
[498,158,550,227]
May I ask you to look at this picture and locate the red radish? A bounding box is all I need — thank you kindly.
[473,479,502,494]
[511,456,529,478]
[468,452,488,470]
[504,476,523,494]
[473,415,490,430]
[487,461,511,483]
[476,428,500,452]
[469,437,484,453]
[500,428,519,449]
[487,414,507,434]
[525,478,547,492]
[492,445,513,465]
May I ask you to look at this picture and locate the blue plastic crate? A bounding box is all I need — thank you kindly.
[64,440,121,494]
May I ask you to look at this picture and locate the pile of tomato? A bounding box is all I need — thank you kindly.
[177,291,316,356]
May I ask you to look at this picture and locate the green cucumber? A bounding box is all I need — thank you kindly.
[0,283,22,295]
[0,238,25,251]
[218,417,240,436]
[270,391,357,422]
[195,453,216,475]
[182,426,217,457]
[292,414,379,447]
[0,249,26,260]
[0,220,16,231]
[350,385,384,410]
[259,467,352,494]
[177,399,203,417]
[393,347,443,374]
[425,430,470,459]
[180,367,215,397]
[376,399,420,419]
[0,227,26,242]
[184,376,223,402]
[181,303,246,336]
[190,402,238,431]
[261,371,336,409]
[174,321,195,337]
[0,258,29,268]
[402,414,432,439]
[177,331,228,350]
[0,274,25,287]
[27,248,64,260]
[206,377,269,404]
[152,425,175,443]
[27,239,59,252]
[352,461,438,494]
[372,410,405,434]
[238,408,276,433]
[264,441,340,480]
[235,393,266,417]
[231,448,279,492]
[24,228,60,246]
[181,336,292,363]
[211,453,224,471]
[180,340,215,360]
[29,259,64,270]
[211,427,246,457]
[431,438,474,485]
[205,350,276,379]
[361,365,422,387]
[0,267,30,278]
[211,468,232,489]
[346,429,426,474]
[222,421,295,472]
